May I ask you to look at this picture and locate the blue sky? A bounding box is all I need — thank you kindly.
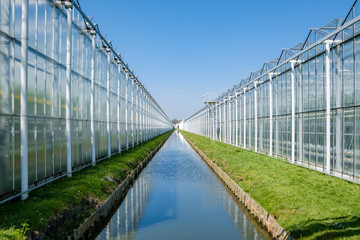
[81,0,355,120]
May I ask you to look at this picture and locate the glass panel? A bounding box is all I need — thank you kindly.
[46,119,54,176]
[344,109,354,175]
[0,116,13,194]
[316,54,324,110]
[28,117,36,183]
[343,39,355,107]
[309,59,316,111]
[303,62,309,112]
[355,35,360,105]
[355,108,360,177]
[14,117,21,189]
[309,113,316,166]
[37,117,45,180]
[316,112,324,168]
[0,31,11,114]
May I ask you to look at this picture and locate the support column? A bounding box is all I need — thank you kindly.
[147,97,150,140]
[151,104,153,138]
[215,104,218,140]
[269,73,274,157]
[142,95,144,140]
[143,94,145,137]
[212,104,216,140]
[142,91,145,142]
[207,109,210,138]
[259,84,263,152]
[275,78,279,156]
[290,60,296,163]
[106,51,111,158]
[90,33,96,165]
[65,5,72,177]
[254,82,258,152]
[21,0,29,200]
[228,97,232,144]
[214,104,217,140]
[145,95,147,139]
[239,96,242,146]
[149,101,151,139]
[138,85,141,144]
[204,110,206,137]
[219,102,222,141]
[324,40,332,173]
[235,93,239,146]
[153,107,155,134]
[147,96,149,141]
[223,100,226,142]
[208,109,211,138]
[142,94,145,138]
[243,89,246,148]
[335,44,342,172]
[117,62,121,153]
[136,84,139,145]
[140,90,143,143]
[298,65,303,163]
[125,71,129,150]
[209,108,211,138]
[224,100,227,142]
[131,76,134,147]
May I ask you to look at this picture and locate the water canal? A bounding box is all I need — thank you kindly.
[95,131,270,240]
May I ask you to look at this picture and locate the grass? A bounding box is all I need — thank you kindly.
[180,130,360,240]
[0,130,173,240]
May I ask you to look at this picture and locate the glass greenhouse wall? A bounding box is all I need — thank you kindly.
[0,0,173,202]
[183,0,360,183]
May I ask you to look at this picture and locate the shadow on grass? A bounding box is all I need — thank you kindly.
[290,216,360,239]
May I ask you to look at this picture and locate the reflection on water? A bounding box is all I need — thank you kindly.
[95,131,270,240]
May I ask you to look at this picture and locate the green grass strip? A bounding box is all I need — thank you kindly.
[180,130,360,240]
[0,130,173,240]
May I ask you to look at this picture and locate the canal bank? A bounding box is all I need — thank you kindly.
[95,131,271,240]
[0,131,172,240]
[180,130,360,240]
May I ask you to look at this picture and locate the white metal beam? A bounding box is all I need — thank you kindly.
[117,63,121,153]
[125,71,129,150]
[20,0,29,200]
[90,34,96,165]
[268,73,275,157]
[254,82,258,152]
[66,5,72,177]
[235,93,238,146]
[290,60,296,164]
[243,89,246,148]
[106,52,111,158]
[324,40,333,173]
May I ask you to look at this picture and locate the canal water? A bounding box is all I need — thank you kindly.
[95,131,270,240]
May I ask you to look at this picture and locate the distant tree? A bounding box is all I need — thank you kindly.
[172,119,181,124]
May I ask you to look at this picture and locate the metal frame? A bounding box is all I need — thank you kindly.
[0,0,173,203]
[183,0,360,183]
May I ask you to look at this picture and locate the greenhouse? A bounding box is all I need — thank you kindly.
[183,1,360,182]
[0,0,173,202]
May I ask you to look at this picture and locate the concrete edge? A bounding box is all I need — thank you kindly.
[72,132,172,240]
[181,132,294,240]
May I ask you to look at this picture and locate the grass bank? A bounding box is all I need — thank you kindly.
[181,130,360,240]
[0,131,173,240]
